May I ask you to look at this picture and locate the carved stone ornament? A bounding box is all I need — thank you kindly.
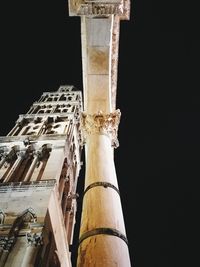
[22,208,37,223]
[69,0,130,20]
[81,109,121,148]
[26,232,43,247]
[16,151,26,159]
[0,236,15,251]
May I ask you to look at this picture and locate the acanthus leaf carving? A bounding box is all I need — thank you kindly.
[81,109,121,148]
[26,232,43,247]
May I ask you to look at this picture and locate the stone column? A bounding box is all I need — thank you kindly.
[4,151,25,183]
[77,110,131,267]
[0,251,9,267]
[24,147,46,182]
[21,233,42,267]
[0,237,15,267]
[7,122,20,136]
[23,156,38,182]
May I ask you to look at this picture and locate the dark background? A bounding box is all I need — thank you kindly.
[1,1,200,266]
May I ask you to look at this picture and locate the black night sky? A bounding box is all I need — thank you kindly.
[1,1,200,266]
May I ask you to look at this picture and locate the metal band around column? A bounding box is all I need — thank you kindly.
[83,181,120,196]
[79,227,128,245]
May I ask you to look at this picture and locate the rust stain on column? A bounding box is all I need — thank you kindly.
[88,47,109,75]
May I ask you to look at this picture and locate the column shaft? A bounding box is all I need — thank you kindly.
[77,111,131,266]
[23,155,38,182]
[0,157,6,169]
[4,153,24,182]
[21,246,39,267]
[0,251,9,267]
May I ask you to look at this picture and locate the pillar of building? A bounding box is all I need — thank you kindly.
[21,233,42,267]
[4,151,26,182]
[0,237,15,267]
[68,0,131,265]
[77,110,131,266]
[0,251,9,267]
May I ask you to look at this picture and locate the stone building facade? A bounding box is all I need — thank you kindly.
[0,85,83,267]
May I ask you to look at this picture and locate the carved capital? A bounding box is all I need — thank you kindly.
[0,147,18,163]
[0,237,15,251]
[35,144,52,161]
[26,232,43,247]
[0,153,7,162]
[16,151,26,159]
[81,110,121,148]
[0,146,9,158]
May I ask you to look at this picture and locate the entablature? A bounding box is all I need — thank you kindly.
[68,0,130,19]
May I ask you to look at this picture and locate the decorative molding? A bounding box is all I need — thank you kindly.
[81,110,121,148]
[0,146,9,157]
[0,209,38,252]
[69,0,130,19]
[58,85,75,92]
[21,208,37,223]
[16,151,26,159]
[0,179,56,193]
[0,146,19,164]
[78,3,121,16]
[35,144,52,161]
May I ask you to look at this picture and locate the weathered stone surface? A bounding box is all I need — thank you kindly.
[0,86,83,266]
[69,0,132,266]
[88,47,109,75]
[68,0,130,20]
[81,110,121,148]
